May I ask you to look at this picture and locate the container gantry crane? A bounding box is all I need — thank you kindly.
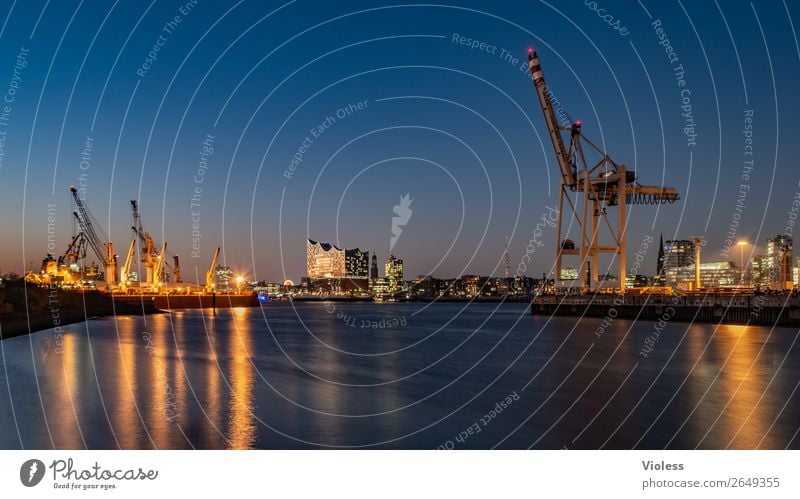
[70,186,116,286]
[527,49,679,292]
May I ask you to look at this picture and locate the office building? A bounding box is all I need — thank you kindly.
[669,261,738,289]
[662,240,695,287]
[385,254,404,293]
[766,234,793,289]
[345,248,369,278]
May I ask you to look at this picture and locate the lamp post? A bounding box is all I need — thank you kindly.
[737,240,748,286]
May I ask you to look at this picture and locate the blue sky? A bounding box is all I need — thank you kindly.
[0,0,798,283]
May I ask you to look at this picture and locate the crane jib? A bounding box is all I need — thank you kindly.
[528,52,576,187]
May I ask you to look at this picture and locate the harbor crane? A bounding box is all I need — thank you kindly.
[153,242,167,287]
[57,229,87,267]
[119,239,137,290]
[527,49,679,292]
[70,186,116,286]
[206,246,220,292]
[130,199,177,286]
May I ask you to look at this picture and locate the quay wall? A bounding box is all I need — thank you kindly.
[530,294,800,327]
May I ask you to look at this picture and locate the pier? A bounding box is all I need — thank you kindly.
[530,293,800,327]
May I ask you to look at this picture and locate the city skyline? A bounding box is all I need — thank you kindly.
[1,1,799,284]
[4,0,800,466]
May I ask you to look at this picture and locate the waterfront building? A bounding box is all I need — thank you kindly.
[598,273,617,283]
[214,265,233,291]
[341,278,369,296]
[345,248,369,278]
[625,274,649,288]
[670,261,738,289]
[369,277,392,297]
[460,275,483,297]
[560,268,578,281]
[442,278,459,297]
[309,277,341,295]
[752,255,769,287]
[663,240,695,269]
[306,239,345,279]
[662,240,695,287]
[793,257,800,287]
[410,275,447,299]
[252,282,282,296]
[385,255,404,293]
[766,234,793,289]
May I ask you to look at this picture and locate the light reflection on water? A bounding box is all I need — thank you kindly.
[1,303,798,449]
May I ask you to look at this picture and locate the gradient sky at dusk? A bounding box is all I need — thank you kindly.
[0,0,799,283]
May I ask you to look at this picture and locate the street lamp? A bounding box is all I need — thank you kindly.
[235,275,245,294]
[737,240,748,286]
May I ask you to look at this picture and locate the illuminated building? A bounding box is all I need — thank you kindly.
[669,261,738,289]
[662,240,695,287]
[345,248,369,278]
[369,277,392,297]
[560,268,578,281]
[410,275,446,298]
[766,234,793,289]
[214,265,233,291]
[306,239,345,279]
[461,275,482,297]
[385,254,404,293]
[793,257,800,286]
[252,282,282,296]
[663,240,694,269]
[625,274,649,288]
[752,255,769,287]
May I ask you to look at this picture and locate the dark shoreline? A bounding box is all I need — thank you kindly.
[2,295,534,339]
[0,293,161,341]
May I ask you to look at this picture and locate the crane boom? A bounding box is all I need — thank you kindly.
[120,239,136,287]
[58,231,87,266]
[70,188,107,266]
[70,186,116,285]
[153,242,167,285]
[206,246,220,292]
[130,199,176,284]
[130,200,149,244]
[528,49,576,187]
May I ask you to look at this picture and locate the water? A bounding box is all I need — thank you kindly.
[1,302,798,449]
